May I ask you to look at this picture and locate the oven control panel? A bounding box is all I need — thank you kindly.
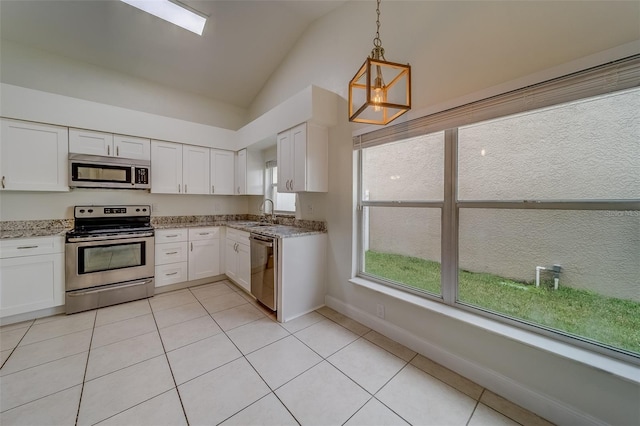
[74,205,150,218]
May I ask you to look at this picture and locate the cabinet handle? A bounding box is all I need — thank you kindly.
[237,186,240,194]
[178,184,181,193]
[17,245,39,249]
[116,146,119,156]
[212,185,215,194]
[1,176,5,189]
[107,145,110,156]
[166,251,178,255]
[185,184,188,194]
[198,232,210,236]
[166,272,178,276]
[166,234,179,238]
[190,242,193,251]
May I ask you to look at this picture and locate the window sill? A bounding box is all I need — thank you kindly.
[349,276,640,384]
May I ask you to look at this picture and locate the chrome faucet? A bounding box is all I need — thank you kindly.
[260,198,275,223]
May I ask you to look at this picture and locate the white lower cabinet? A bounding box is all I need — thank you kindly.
[278,233,327,323]
[187,228,220,280]
[0,236,65,318]
[155,227,220,288]
[225,228,250,292]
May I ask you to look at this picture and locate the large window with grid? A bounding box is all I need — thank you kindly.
[355,55,640,361]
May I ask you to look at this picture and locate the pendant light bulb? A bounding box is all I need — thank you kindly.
[373,72,385,112]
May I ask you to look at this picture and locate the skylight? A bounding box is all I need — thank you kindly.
[120,0,207,36]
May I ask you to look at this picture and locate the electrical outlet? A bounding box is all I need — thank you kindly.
[376,303,385,319]
[306,203,313,215]
[151,203,158,212]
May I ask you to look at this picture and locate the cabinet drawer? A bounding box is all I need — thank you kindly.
[155,229,188,243]
[188,227,220,241]
[0,236,64,259]
[226,228,249,244]
[155,242,188,265]
[155,262,188,287]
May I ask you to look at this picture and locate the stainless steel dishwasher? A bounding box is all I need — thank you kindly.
[249,233,277,311]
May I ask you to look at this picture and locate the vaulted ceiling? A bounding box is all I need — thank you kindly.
[0,0,346,109]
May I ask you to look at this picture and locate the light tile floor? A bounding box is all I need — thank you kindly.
[0,280,554,426]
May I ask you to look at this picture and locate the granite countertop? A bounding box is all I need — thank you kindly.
[0,219,74,240]
[0,227,70,240]
[225,221,325,238]
[1,217,326,240]
[157,220,325,238]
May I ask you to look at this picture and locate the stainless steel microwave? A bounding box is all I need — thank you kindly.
[69,154,151,189]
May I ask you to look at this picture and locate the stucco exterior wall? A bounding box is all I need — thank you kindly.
[368,89,640,301]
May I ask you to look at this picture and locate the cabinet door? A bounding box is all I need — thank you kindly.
[151,141,182,194]
[236,242,251,293]
[182,145,210,195]
[235,150,247,195]
[1,119,69,192]
[225,238,238,281]
[291,123,307,192]
[113,135,151,160]
[69,128,113,156]
[210,149,235,195]
[277,130,293,193]
[188,239,220,280]
[1,253,64,318]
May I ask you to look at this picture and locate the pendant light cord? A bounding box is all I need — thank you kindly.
[371,0,386,60]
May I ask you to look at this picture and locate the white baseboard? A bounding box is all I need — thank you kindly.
[0,305,65,326]
[326,295,605,426]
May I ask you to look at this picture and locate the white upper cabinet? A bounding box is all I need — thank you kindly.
[0,118,69,192]
[210,149,235,195]
[235,148,263,195]
[183,145,210,195]
[69,129,113,156]
[70,129,150,160]
[113,135,151,160]
[151,141,210,195]
[277,130,293,193]
[277,122,328,193]
[151,140,183,194]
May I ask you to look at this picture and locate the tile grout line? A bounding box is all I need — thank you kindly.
[0,320,35,370]
[74,310,98,426]
[149,297,191,426]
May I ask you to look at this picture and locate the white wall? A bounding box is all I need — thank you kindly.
[0,40,247,130]
[248,1,640,425]
[0,191,248,221]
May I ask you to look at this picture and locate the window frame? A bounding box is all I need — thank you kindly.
[264,161,295,215]
[355,54,640,364]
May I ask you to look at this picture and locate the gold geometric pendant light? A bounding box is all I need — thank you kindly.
[349,0,411,125]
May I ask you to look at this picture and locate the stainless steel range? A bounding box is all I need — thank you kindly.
[65,205,155,314]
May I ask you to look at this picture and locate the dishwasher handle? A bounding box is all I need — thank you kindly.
[249,235,274,247]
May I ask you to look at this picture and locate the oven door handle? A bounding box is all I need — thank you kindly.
[67,279,153,296]
[67,232,154,242]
